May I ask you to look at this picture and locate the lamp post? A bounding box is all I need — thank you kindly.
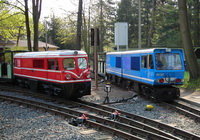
[103,82,111,104]
[138,0,141,49]
[44,17,48,51]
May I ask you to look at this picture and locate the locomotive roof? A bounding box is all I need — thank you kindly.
[107,48,183,55]
[14,50,87,58]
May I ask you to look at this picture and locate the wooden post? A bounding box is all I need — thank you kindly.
[94,28,98,90]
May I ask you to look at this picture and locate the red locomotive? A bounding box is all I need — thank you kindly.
[12,50,91,98]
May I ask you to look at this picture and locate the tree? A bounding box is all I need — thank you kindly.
[0,8,25,41]
[24,0,32,51]
[178,0,200,79]
[76,0,82,50]
[32,0,42,51]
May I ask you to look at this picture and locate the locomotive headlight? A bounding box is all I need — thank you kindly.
[66,74,71,80]
[86,73,91,79]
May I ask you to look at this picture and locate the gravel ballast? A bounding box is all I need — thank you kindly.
[1,81,200,139]
[0,101,114,140]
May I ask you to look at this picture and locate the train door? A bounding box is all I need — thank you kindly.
[0,51,13,81]
[141,54,154,84]
[47,59,60,81]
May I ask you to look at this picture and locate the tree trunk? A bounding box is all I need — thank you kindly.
[76,0,82,50]
[99,0,103,52]
[24,0,32,51]
[193,0,200,46]
[147,0,156,47]
[178,0,200,79]
[32,0,42,52]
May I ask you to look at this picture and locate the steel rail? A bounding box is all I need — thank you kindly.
[78,100,200,140]
[162,102,200,122]
[179,97,200,108]
[0,94,168,140]
[67,100,180,140]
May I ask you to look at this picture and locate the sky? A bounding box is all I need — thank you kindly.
[41,0,79,19]
[41,0,120,20]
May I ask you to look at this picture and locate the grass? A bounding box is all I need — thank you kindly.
[181,71,200,91]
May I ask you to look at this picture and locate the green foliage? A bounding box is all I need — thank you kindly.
[182,71,200,90]
[39,15,77,50]
[0,8,25,40]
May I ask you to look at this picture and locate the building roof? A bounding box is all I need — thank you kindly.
[18,40,59,49]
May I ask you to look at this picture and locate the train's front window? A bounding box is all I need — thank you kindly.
[63,58,75,70]
[156,53,183,70]
[78,58,87,69]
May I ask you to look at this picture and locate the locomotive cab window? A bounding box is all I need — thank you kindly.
[142,55,154,69]
[156,53,182,70]
[78,58,87,69]
[142,56,147,68]
[63,58,75,70]
[149,55,154,69]
[48,59,59,70]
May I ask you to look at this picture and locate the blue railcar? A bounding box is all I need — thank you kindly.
[106,48,185,101]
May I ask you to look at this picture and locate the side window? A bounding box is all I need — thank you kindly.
[116,57,121,68]
[142,56,147,68]
[55,59,59,70]
[131,57,140,71]
[78,58,87,69]
[63,58,75,70]
[48,59,54,70]
[14,59,20,67]
[33,59,44,69]
[148,55,154,69]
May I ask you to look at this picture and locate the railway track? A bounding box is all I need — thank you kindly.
[0,94,170,140]
[1,84,200,139]
[162,98,200,122]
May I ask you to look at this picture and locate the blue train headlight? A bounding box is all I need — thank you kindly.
[66,74,71,80]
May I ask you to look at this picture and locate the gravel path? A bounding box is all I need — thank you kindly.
[1,80,200,139]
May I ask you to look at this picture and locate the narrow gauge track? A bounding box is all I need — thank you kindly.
[161,99,200,122]
[77,100,200,140]
[1,84,200,139]
[0,94,171,140]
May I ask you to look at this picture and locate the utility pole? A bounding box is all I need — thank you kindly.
[91,28,99,90]
[138,0,141,49]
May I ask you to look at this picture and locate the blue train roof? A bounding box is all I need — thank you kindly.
[107,48,183,55]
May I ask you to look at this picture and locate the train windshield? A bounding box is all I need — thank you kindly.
[156,53,183,70]
[63,58,75,70]
[78,58,87,69]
